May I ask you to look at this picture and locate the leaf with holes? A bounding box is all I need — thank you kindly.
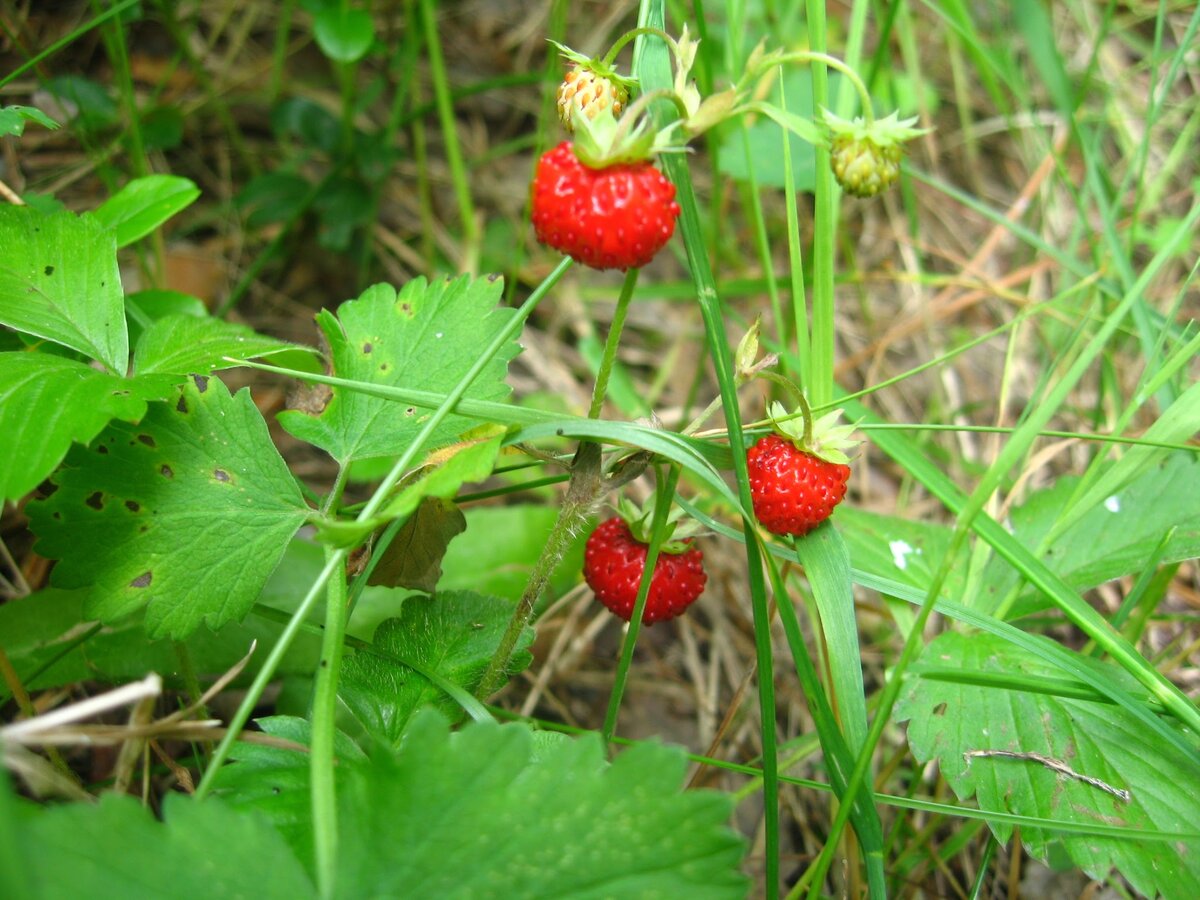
[133,313,311,376]
[27,376,310,639]
[335,710,749,898]
[896,631,1200,899]
[0,352,167,503]
[276,277,518,465]
[0,206,127,372]
[340,591,531,741]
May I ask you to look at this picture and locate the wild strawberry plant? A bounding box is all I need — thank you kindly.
[2,2,1199,899]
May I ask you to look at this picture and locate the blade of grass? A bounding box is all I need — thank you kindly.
[636,4,780,893]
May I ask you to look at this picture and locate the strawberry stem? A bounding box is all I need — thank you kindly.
[588,270,640,418]
[602,26,677,70]
[750,52,875,126]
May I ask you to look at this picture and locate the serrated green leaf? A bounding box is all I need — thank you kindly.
[366,496,466,591]
[133,313,312,376]
[0,207,128,371]
[92,175,200,248]
[27,377,309,639]
[336,710,749,898]
[213,716,366,860]
[18,792,314,899]
[313,7,375,63]
[991,453,1200,615]
[341,591,530,741]
[1052,382,1200,540]
[277,277,518,464]
[0,352,165,502]
[897,632,1200,899]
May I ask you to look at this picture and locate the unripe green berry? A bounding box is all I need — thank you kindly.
[831,134,902,198]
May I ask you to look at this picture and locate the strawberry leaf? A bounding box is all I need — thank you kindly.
[277,277,518,465]
[985,452,1200,617]
[340,591,532,741]
[335,710,750,897]
[897,631,1200,898]
[0,206,128,372]
[133,313,311,376]
[212,716,367,861]
[0,352,168,503]
[91,174,200,248]
[27,377,309,639]
[11,791,313,898]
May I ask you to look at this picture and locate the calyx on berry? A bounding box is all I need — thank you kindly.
[764,399,859,466]
[614,495,702,554]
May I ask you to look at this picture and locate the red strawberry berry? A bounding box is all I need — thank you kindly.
[747,433,851,536]
[531,142,680,271]
[583,517,706,624]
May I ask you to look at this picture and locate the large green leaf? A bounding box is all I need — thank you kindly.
[0,352,163,503]
[133,313,310,376]
[340,591,532,742]
[996,452,1200,614]
[13,792,313,899]
[277,277,518,464]
[0,207,127,372]
[27,377,309,639]
[212,716,367,861]
[335,711,749,898]
[92,175,200,248]
[897,631,1200,899]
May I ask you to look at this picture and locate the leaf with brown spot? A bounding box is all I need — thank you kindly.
[276,277,519,464]
[27,377,309,639]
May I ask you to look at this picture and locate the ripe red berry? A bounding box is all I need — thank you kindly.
[746,433,851,536]
[531,142,680,271]
[583,517,706,624]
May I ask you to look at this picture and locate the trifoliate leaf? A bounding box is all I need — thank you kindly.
[897,631,1200,899]
[28,376,309,639]
[0,207,127,372]
[0,352,164,503]
[340,591,531,740]
[277,277,518,464]
[16,792,313,899]
[336,710,750,898]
